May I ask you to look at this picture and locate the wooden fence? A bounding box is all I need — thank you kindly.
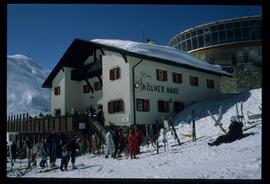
[7,113,89,133]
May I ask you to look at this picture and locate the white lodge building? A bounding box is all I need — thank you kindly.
[42,38,232,127]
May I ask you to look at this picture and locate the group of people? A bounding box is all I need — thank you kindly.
[105,126,144,159]
[42,132,80,171]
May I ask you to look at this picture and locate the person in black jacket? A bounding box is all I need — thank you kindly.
[67,136,79,169]
[10,141,17,163]
[208,116,244,146]
[46,132,59,167]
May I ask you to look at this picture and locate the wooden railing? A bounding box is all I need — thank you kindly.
[7,113,89,133]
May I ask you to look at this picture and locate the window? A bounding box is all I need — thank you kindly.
[136,99,150,112]
[54,86,60,96]
[190,76,199,86]
[109,67,120,80]
[172,72,182,83]
[187,39,192,51]
[94,81,102,91]
[174,101,184,113]
[83,84,90,93]
[207,79,215,89]
[192,37,198,50]
[108,99,124,113]
[156,69,168,81]
[158,100,169,113]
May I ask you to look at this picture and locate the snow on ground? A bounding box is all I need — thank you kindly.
[7,89,261,179]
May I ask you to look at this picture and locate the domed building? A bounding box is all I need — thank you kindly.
[168,15,262,92]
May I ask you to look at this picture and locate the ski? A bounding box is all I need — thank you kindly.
[16,142,43,177]
[207,108,227,134]
[169,118,181,146]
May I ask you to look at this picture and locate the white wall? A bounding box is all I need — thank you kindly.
[51,69,65,115]
[132,59,220,125]
[102,51,131,126]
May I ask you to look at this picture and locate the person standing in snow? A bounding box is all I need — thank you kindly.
[105,128,114,158]
[135,127,144,154]
[112,127,119,158]
[46,132,58,167]
[60,144,69,171]
[128,128,137,159]
[91,134,97,154]
[208,116,244,146]
[67,136,80,169]
[10,141,17,163]
[117,128,126,157]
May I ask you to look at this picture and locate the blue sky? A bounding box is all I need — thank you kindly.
[8,4,262,70]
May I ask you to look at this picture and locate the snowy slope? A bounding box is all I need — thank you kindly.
[91,39,231,76]
[7,88,261,179]
[7,54,51,116]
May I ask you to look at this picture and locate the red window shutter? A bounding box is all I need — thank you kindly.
[144,99,150,112]
[108,102,113,113]
[109,69,114,80]
[120,100,124,112]
[163,70,167,81]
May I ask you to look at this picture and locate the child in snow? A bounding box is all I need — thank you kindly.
[39,150,48,169]
[60,145,69,171]
[128,128,137,159]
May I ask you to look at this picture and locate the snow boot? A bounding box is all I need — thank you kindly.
[72,163,77,169]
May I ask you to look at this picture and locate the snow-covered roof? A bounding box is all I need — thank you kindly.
[91,39,232,77]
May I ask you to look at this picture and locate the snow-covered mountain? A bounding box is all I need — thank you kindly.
[7,88,261,179]
[7,54,51,116]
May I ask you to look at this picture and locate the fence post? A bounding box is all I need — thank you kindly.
[192,110,196,142]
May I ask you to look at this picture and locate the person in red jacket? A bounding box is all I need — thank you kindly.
[135,127,144,154]
[128,129,137,159]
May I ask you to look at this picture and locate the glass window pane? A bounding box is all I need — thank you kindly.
[210,25,218,32]
[192,37,198,49]
[212,32,218,45]
[197,29,203,35]
[219,31,226,43]
[187,39,192,51]
[191,31,197,37]
[242,27,251,40]
[181,41,187,51]
[186,33,191,39]
[250,26,259,40]
[226,23,233,29]
[226,29,234,42]
[234,28,242,41]
[181,34,185,41]
[234,21,241,28]
[204,34,211,46]
[198,35,204,47]
[242,21,250,27]
[218,24,225,30]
